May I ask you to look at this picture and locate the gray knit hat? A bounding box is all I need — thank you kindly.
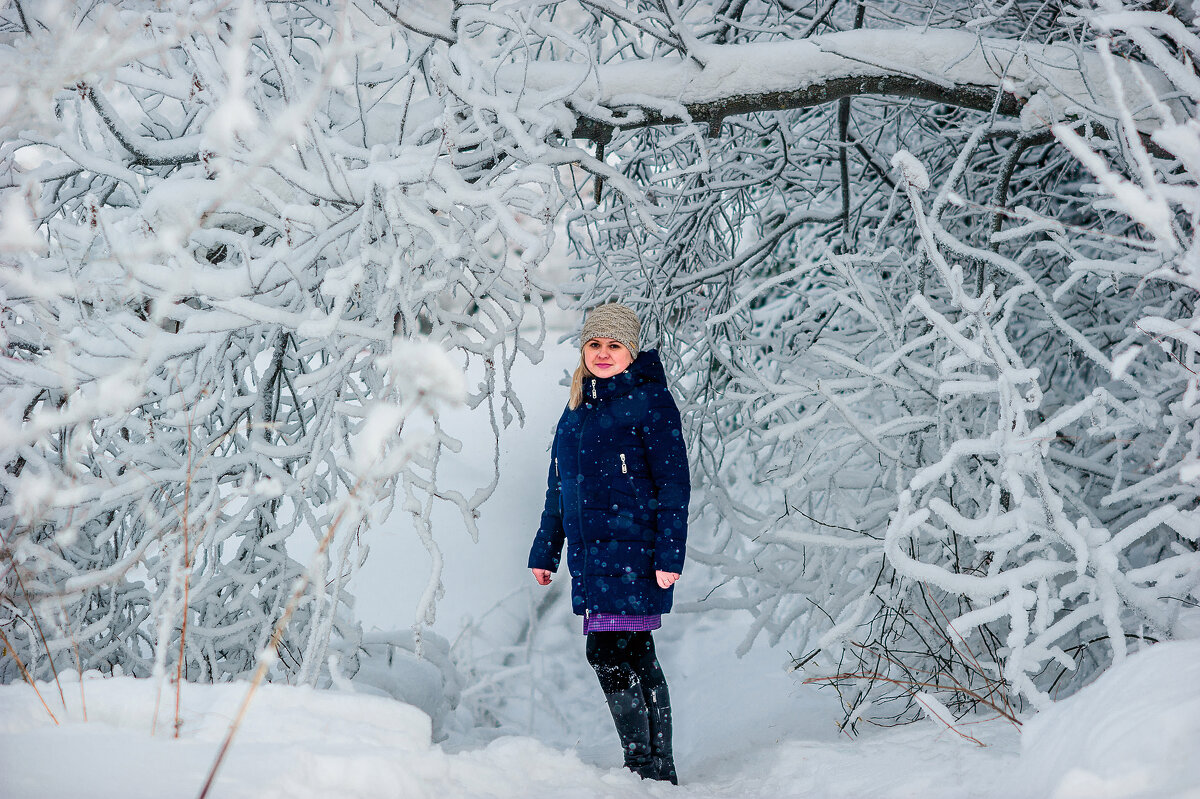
[580,303,640,359]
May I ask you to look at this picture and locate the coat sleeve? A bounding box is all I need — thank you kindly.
[643,386,690,574]
[528,420,566,572]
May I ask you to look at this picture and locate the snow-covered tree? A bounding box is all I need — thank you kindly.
[0,0,562,687]
[531,0,1199,724]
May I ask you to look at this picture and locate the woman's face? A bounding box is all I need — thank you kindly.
[583,337,633,377]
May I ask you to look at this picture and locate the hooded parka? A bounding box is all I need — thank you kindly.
[528,349,690,617]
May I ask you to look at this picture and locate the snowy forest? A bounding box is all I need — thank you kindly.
[2,0,1200,796]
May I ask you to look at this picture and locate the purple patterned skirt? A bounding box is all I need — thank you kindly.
[583,612,662,634]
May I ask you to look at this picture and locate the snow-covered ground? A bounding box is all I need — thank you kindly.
[3,338,1199,799]
[2,639,1198,798]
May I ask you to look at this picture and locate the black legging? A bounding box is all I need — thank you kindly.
[585,631,668,695]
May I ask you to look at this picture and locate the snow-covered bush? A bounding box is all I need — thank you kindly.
[548,0,1199,724]
[860,5,1200,717]
[0,0,562,687]
[352,627,470,742]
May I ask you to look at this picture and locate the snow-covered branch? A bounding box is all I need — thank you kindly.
[515,28,1176,139]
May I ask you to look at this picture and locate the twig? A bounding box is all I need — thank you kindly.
[1136,322,1198,375]
[788,503,864,534]
[371,0,456,44]
[918,584,1016,721]
[806,666,1020,726]
[914,693,984,746]
[580,0,706,67]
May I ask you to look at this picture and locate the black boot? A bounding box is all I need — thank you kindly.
[645,681,678,785]
[603,685,656,780]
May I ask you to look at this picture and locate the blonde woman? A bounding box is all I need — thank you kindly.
[528,303,689,784]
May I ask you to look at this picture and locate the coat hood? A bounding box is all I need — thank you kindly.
[587,348,667,401]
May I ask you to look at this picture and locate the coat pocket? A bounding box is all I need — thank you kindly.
[613,479,655,517]
[580,484,613,511]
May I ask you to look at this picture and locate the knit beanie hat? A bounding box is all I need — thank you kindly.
[580,303,641,359]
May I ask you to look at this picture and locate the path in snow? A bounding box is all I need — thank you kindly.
[0,662,1026,799]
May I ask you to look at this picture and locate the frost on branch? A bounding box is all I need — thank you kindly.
[891,151,929,192]
[0,1,561,687]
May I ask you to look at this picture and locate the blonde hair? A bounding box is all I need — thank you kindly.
[568,354,592,410]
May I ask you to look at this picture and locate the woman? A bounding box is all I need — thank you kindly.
[528,303,689,785]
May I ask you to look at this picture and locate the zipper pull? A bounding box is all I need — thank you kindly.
[591,379,597,399]
[620,453,627,474]
[555,457,559,477]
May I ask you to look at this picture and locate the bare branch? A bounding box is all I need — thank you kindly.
[372,0,456,44]
[571,74,1022,140]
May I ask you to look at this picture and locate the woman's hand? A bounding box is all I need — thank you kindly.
[531,568,553,586]
[656,570,680,589]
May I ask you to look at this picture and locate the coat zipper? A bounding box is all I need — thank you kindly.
[621,452,639,506]
[591,378,597,399]
[577,404,592,614]
[556,455,564,518]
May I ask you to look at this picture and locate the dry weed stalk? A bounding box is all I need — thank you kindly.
[0,624,58,725]
[67,616,87,723]
[174,417,197,739]
[148,407,252,737]
[1,518,66,723]
[11,565,66,712]
[195,481,363,799]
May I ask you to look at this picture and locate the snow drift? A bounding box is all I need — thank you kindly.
[1022,640,1200,799]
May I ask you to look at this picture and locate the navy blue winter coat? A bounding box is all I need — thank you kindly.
[528,350,690,617]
